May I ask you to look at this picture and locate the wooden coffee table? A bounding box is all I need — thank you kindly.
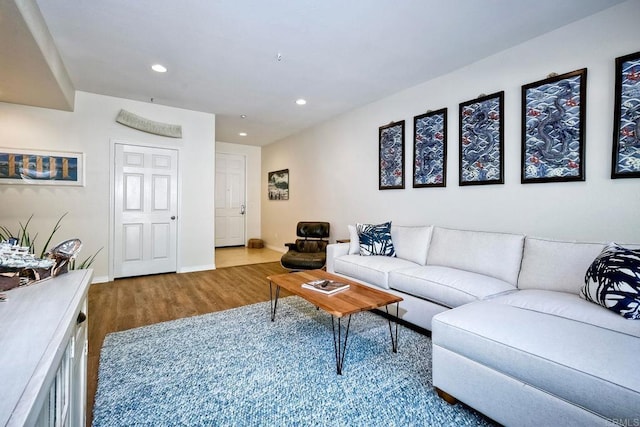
[267,269,403,374]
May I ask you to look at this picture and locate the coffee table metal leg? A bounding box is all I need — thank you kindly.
[269,281,280,322]
[331,315,352,375]
[385,302,400,353]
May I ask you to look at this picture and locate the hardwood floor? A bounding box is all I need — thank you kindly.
[87,262,289,425]
[215,246,283,268]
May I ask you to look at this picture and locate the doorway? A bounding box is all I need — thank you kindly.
[215,153,246,247]
[113,143,179,278]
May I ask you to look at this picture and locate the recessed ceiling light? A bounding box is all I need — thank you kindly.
[240,114,247,119]
[239,132,248,137]
[296,99,307,105]
[151,64,167,73]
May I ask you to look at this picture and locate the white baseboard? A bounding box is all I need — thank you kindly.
[266,245,286,253]
[178,264,216,273]
[90,265,215,283]
[91,275,110,284]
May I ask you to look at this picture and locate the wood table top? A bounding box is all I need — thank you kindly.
[267,269,402,317]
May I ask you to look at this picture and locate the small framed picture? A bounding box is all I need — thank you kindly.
[0,148,85,186]
[459,92,504,185]
[379,121,405,190]
[521,68,587,183]
[413,109,447,188]
[268,169,289,200]
[611,51,640,179]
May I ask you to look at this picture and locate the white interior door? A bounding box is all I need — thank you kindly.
[215,153,246,247]
[114,144,178,278]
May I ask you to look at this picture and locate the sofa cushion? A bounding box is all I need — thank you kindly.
[389,266,516,308]
[390,225,433,265]
[491,289,640,338]
[581,243,640,320]
[356,222,396,257]
[518,238,605,294]
[426,227,524,286]
[432,301,640,421]
[333,255,416,290]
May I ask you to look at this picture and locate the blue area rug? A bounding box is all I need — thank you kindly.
[93,297,495,426]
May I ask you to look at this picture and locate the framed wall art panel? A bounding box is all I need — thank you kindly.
[379,121,405,190]
[521,68,587,183]
[413,109,447,188]
[458,92,504,186]
[612,51,640,179]
[268,169,289,200]
[0,148,84,186]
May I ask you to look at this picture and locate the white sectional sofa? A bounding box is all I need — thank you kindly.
[326,225,640,426]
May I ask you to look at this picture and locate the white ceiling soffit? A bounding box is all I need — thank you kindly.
[0,0,74,110]
[3,0,626,145]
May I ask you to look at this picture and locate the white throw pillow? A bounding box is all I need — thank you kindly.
[348,224,359,255]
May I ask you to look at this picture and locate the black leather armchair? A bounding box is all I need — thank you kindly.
[281,222,330,271]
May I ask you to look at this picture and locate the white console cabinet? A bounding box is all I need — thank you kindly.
[0,270,93,427]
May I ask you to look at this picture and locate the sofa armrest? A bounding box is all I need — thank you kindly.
[326,243,349,273]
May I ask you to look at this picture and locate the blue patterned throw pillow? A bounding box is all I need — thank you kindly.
[356,222,396,257]
[581,243,640,320]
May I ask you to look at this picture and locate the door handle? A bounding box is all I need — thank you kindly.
[240,204,246,215]
[77,311,87,325]
[171,216,176,220]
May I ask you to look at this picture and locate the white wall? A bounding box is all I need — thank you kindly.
[262,1,640,249]
[0,91,216,281]
[215,141,262,246]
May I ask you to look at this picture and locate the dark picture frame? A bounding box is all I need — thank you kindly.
[413,109,447,188]
[611,51,640,179]
[379,121,405,190]
[268,169,289,200]
[521,68,587,183]
[458,92,504,186]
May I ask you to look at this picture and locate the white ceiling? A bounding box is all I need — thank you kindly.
[1,0,625,146]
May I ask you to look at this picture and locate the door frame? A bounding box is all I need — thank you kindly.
[108,139,182,281]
